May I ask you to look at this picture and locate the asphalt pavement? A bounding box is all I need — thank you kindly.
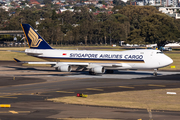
[0,61,180,120]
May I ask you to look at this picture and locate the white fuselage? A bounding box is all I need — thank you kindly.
[25,49,173,70]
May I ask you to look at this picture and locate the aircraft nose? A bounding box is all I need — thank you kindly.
[167,57,173,65]
[160,55,173,67]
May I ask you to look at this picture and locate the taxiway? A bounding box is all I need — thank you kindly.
[0,61,180,120]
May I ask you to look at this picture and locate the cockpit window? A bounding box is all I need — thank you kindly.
[157,52,163,54]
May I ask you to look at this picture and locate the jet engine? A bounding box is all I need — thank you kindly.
[90,66,105,74]
[56,65,71,72]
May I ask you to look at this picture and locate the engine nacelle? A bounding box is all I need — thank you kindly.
[56,65,71,72]
[91,66,105,74]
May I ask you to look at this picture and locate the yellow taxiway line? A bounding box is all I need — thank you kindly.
[9,111,18,114]
[86,88,104,91]
[0,104,11,108]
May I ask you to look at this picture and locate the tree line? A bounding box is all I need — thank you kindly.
[0,5,180,47]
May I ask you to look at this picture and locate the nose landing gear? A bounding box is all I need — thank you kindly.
[153,69,158,76]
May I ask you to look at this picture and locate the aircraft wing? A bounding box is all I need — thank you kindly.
[14,58,123,67]
[14,58,89,66]
[14,58,132,74]
[14,58,57,65]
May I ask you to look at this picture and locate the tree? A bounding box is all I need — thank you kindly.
[64,30,74,45]
[79,20,93,45]
[127,29,145,45]
[92,21,103,44]
[72,26,80,45]
[128,13,180,47]
[0,35,13,42]
[143,14,180,47]
[60,11,75,25]
[52,10,57,20]
[113,0,126,6]
[3,17,22,30]
[88,4,96,12]
[73,6,95,24]
[112,13,130,38]
[103,20,125,44]
[112,5,124,13]
[96,13,111,22]
[118,5,161,30]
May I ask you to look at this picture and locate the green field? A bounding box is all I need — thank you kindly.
[0,47,179,70]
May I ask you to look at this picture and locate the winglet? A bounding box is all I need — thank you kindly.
[21,24,53,49]
[14,58,21,63]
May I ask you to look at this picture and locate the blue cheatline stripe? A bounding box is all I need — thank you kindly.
[37,56,144,62]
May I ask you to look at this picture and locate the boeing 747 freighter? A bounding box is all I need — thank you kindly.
[14,24,173,75]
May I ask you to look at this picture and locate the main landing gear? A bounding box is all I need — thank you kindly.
[153,69,158,76]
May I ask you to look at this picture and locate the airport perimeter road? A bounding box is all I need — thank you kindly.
[0,61,180,120]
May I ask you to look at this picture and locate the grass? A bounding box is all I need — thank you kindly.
[0,51,44,61]
[48,88,180,111]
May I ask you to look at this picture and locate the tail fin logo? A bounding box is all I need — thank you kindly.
[28,28,43,47]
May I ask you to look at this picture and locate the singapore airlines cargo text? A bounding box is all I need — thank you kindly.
[70,53,143,60]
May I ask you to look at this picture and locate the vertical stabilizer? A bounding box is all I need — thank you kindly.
[21,24,52,49]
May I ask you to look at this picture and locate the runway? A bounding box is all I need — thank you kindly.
[0,61,180,120]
